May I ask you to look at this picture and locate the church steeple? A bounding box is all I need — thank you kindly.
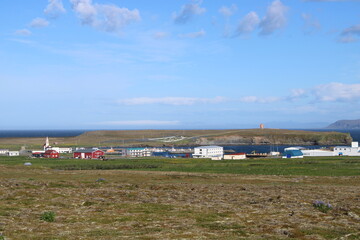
[44,137,50,150]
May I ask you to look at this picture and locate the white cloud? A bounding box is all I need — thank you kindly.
[313,82,360,102]
[44,0,66,18]
[339,24,360,43]
[240,96,281,103]
[70,0,140,32]
[302,13,321,34]
[219,5,237,17]
[29,18,50,28]
[259,0,288,35]
[118,96,226,105]
[235,12,260,36]
[14,29,32,36]
[342,24,360,36]
[179,29,206,38]
[338,35,358,43]
[173,1,206,24]
[97,120,180,126]
[287,88,307,101]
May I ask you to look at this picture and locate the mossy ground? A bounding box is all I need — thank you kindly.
[0,161,360,239]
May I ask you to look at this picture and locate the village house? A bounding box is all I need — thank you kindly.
[7,151,20,156]
[43,150,59,158]
[73,149,105,159]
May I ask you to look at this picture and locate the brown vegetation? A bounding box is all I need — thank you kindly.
[0,165,359,239]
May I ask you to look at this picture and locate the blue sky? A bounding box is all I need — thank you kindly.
[1,0,360,130]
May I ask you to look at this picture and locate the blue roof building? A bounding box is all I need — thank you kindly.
[282,150,304,159]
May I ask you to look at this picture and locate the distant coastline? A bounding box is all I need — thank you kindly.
[0,129,359,142]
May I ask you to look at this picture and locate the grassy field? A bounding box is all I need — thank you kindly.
[1,156,360,239]
[1,156,360,176]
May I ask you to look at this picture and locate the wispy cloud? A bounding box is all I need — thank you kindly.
[287,88,307,101]
[338,35,358,43]
[118,96,226,106]
[153,31,169,39]
[219,4,237,17]
[14,29,32,36]
[302,13,321,34]
[240,96,281,103]
[341,24,360,36]
[70,0,140,32]
[29,18,50,28]
[179,29,206,38]
[44,0,66,18]
[312,82,360,101]
[259,0,288,35]
[235,12,260,36]
[339,24,360,43]
[173,1,206,24]
[96,120,180,126]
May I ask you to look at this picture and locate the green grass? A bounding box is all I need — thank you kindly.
[1,156,360,176]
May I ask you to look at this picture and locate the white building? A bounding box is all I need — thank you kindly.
[333,142,360,156]
[46,147,72,153]
[193,146,224,160]
[126,148,152,157]
[0,149,9,155]
[8,151,20,156]
[301,149,335,157]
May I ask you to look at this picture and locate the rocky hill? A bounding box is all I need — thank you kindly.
[327,119,360,129]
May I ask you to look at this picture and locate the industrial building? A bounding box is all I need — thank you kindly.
[282,149,304,158]
[126,148,152,157]
[193,146,224,160]
[333,142,360,156]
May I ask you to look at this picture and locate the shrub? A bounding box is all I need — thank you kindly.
[40,211,56,222]
[313,200,332,213]
[0,233,4,240]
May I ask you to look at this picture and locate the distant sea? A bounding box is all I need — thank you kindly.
[0,130,86,138]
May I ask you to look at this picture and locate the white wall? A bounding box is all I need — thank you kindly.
[193,146,224,159]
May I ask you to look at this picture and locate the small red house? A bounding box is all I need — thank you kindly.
[73,149,105,159]
[43,150,59,158]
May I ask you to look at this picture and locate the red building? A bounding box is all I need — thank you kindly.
[43,150,59,158]
[73,149,105,159]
